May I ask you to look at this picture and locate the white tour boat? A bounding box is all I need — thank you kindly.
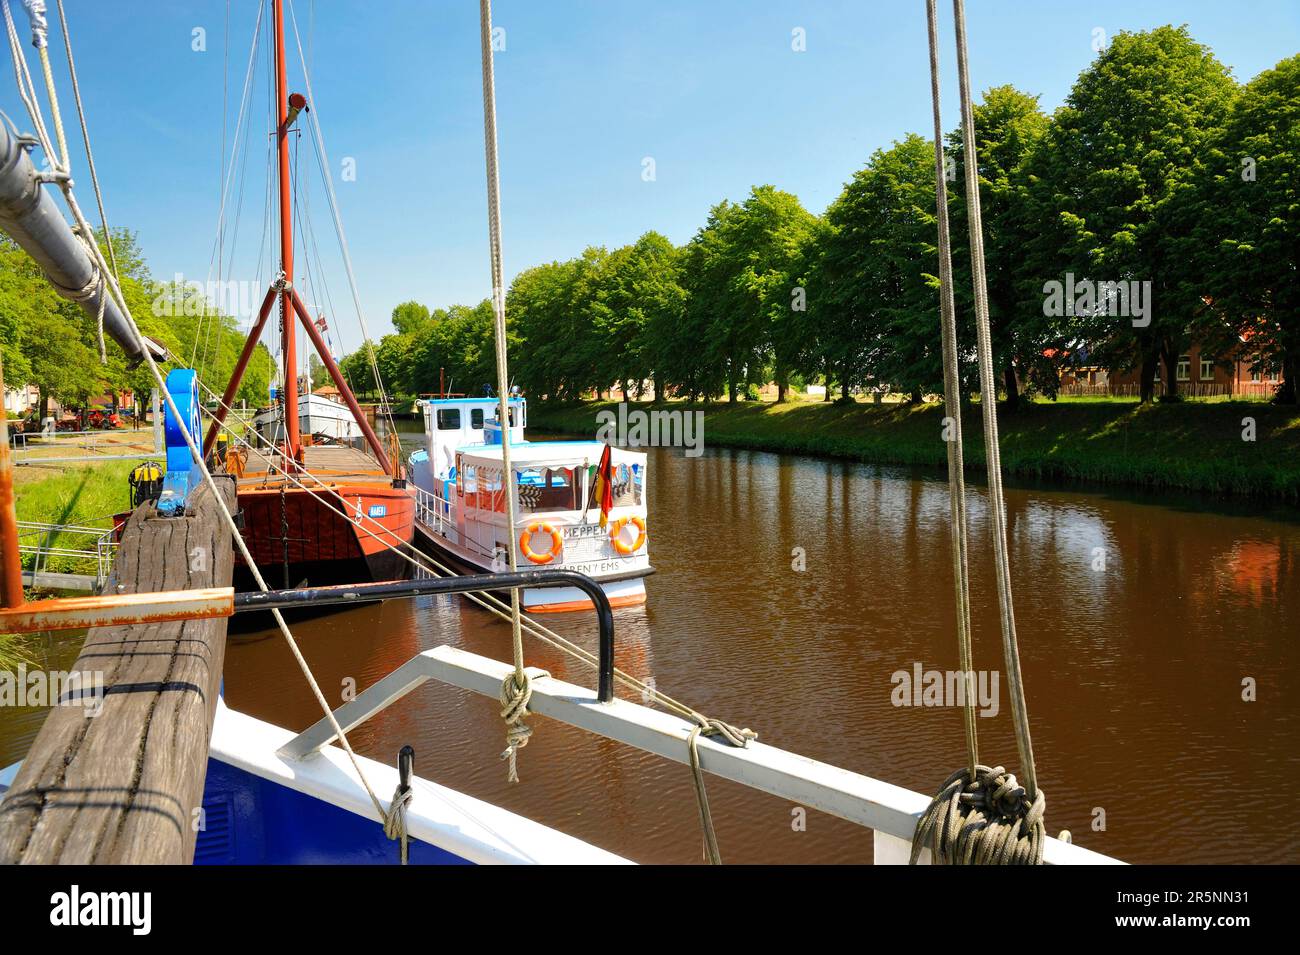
[407,397,652,612]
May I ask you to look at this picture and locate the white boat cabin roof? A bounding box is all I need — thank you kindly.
[457,440,645,469]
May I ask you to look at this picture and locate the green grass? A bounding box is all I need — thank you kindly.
[528,397,1300,500]
[13,459,135,574]
[2,459,135,667]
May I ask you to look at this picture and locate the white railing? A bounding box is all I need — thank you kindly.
[280,645,1123,866]
[412,483,507,565]
[412,483,451,535]
[17,520,119,589]
[10,426,163,465]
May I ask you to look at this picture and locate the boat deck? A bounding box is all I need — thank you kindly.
[235,444,392,488]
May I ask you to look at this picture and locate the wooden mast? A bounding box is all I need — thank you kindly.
[272,0,300,461]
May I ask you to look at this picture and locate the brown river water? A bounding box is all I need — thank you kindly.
[4,439,1298,864]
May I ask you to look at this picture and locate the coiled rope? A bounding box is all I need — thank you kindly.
[911,0,1046,865]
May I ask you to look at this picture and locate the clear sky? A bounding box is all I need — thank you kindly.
[11,1,1299,354]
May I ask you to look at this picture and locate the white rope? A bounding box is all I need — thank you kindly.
[478,0,532,784]
[3,2,56,165]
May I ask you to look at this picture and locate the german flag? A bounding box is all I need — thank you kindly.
[590,443,614,528]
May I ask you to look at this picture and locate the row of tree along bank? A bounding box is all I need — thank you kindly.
[1,231,276,421]
[527,398,1300,501]
[341,28,1297,409]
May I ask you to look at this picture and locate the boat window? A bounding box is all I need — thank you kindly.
[437,408,461,431]
[516,466,579,511]
[471,408,484,429]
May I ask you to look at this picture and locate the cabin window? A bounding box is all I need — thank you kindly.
[437,408,461,431]
[471,408,484,429]
[1176,356,1191,382]
[515,467,578,512]
[1200,357,1215,381]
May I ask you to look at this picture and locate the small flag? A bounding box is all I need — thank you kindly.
[592,443,613,528]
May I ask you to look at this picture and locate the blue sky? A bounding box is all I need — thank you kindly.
[10,1,1299,354]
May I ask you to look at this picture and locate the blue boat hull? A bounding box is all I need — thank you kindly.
[195,758,471,865]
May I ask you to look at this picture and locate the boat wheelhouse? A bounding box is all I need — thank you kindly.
[409,397,651,612]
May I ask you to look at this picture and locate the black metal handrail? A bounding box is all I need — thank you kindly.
[232,569,617,702]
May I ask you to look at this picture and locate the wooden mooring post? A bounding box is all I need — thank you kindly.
[0,477,236,864]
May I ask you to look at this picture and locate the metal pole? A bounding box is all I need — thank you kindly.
[0,122,165,367]
[0,351,26,608]
[233,568,617,702]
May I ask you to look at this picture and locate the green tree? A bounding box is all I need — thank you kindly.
[1192,53,1299,402]
[1025,25,1237,401]
[948,85,1052,408]
[813,135,944,403]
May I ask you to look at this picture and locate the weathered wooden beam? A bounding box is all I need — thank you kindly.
[0,478,236,864]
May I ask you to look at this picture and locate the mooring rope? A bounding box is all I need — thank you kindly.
[686,714,757,865]
[911,0,1046,865]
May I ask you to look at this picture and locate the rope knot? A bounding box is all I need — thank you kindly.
[911,764,1047,865]
[383,784,413,864]
[499,670,533,783]
[686,713,757,865]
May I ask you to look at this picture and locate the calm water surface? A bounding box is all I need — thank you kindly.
[5,441,1298,864]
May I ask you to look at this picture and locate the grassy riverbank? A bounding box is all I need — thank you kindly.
[528,397,1300,500]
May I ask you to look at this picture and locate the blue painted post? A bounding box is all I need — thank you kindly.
[158,369,202,516]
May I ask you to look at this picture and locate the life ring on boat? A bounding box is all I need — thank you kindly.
[609,515,647,556]
[520,521,564,565]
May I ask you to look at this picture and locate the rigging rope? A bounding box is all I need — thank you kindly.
[1,0,399,835]
[477,0,531,784]
[924,0,978,789]
[285,0,397,441]
[911,0,1045,866]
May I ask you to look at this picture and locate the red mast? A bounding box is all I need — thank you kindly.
[202,0,392,476]
[272,0,299,461]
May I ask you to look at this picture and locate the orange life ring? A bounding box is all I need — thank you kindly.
[609,515,647,556]
[520,521,564,565]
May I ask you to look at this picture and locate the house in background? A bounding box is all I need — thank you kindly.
[1058,340,1283,398]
